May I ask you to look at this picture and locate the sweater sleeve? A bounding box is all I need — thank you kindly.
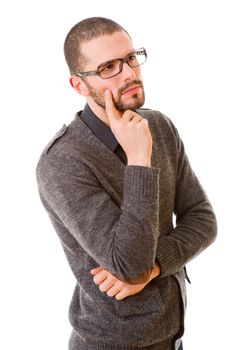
[37,153,160,284]
[156,120,217,278]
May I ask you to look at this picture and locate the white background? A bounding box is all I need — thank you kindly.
[0,1,232,349]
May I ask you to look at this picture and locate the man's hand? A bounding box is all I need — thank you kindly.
[105,89,153,167]
[90,263,160,300]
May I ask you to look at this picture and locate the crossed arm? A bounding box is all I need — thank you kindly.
[88,132,217,299]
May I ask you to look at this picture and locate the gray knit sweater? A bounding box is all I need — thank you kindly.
[36,109,217,349]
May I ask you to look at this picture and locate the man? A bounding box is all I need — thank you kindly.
[36,17,217,350]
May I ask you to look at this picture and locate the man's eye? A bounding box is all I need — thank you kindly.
[100,62,117,72]
[128,54,137,61]
[103,64,114,71]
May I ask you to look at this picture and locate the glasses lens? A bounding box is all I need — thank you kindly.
[97,48,147,79]
[98,60,121,79]
[127,48,147,68]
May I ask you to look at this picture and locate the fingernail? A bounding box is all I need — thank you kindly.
[105,89,110,96]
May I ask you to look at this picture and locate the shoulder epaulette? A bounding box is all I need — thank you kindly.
[46,124,67,154]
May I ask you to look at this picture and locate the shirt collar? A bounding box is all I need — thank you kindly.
[80,104,118,152]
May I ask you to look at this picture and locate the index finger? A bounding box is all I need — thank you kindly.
[104,89,120,122]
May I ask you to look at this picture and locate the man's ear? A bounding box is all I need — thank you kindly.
[69,75,89,96]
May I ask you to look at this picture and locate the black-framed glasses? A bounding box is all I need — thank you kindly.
[74,47,147,79]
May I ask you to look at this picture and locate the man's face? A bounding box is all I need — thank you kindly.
[80,31,145,112]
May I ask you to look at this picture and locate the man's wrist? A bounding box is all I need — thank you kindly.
[127,159,151,167]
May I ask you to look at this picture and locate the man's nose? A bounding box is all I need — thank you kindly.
[121,62,137,81]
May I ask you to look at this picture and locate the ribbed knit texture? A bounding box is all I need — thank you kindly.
[123,166,160,201]
[36,109,217,349]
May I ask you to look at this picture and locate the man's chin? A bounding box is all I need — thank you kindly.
[115,98,145,112]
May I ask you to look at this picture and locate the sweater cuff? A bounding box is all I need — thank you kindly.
[156,237,179,278]
[123,166,160,202]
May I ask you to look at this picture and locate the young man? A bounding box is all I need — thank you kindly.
[36,17,217,350]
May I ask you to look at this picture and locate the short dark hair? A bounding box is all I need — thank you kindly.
[64,17,130,75]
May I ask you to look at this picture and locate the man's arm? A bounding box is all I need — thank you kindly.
[37,153,160,284]
[155,118,217,278]
[91,115,217,292]
[37,90,160,285]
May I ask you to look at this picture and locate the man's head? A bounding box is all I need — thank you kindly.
[64,17,146,117]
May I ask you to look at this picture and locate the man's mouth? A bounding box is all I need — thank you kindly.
[122,85,141,95]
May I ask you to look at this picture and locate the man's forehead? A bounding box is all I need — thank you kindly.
[81,31,134,67]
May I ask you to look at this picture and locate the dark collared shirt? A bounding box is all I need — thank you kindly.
[80,104,127,165]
